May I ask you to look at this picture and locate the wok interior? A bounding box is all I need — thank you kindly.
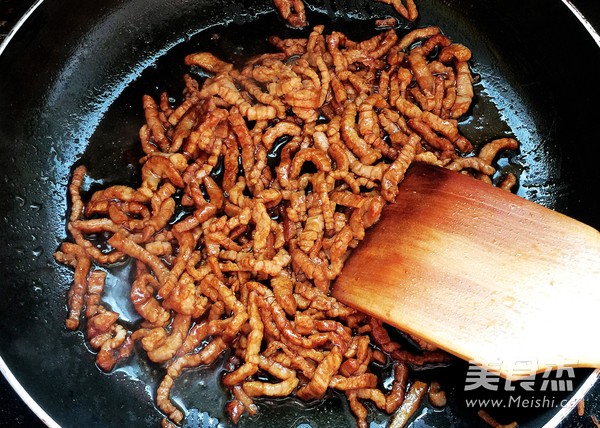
[0,0,598,427]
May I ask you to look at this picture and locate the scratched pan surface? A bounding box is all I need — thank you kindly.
[0,0,599,427]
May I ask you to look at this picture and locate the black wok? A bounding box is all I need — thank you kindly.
[1,0,599,427]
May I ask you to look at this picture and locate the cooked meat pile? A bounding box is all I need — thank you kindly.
[55,24,519,428]
[274,0,418,28]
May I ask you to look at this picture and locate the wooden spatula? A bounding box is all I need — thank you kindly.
[332,162,600,380]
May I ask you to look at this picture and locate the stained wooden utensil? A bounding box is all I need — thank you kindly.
[332,162,600,380]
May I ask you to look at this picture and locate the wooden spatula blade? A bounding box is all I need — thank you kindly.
[332,163,600,379]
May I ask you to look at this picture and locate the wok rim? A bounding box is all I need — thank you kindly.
[0,0,44,55]
[0,1,599,427]
[0,355,62,428]
[562,0,600,47]
[542,368,600,428]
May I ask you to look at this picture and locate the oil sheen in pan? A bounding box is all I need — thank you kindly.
[74,6,581,428]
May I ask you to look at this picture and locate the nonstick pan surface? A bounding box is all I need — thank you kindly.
[1,0,599,427]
